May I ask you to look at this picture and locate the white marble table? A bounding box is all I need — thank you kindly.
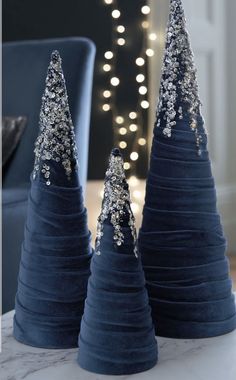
[1,310,236,380]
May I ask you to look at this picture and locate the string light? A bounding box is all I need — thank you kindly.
[133,190,142,199]
[102,104,110,112]
[103,64,111,72]
[139,86,147,95]
[138,138,147,146]
[117,38,126,46]
[141,5,151,15]
[119,141,127,149]
[129,112,137,120]
[119,127,127,135]
[124,162,131,170]
[129,124,138,132]
[141,100,150,109]
[110,77,120,86]
[116,116,124,124]
[131,202,140,214]
[136,74,145,83]
[146,48,155,57]
[103,90,111,98]
[130,152,139,161]
[128,176,139,186]
[102,2,151,184]
[112,9,121,19]
[104,51,113,59]
[136,57,145,66]
[117,25,125,33]
[100,189,104,198]
[142,21,149,29]
[149,32,157,41]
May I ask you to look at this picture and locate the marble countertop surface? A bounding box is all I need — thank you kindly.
[1,310,236,380]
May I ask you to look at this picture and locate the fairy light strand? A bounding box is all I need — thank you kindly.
[102,0,155,184]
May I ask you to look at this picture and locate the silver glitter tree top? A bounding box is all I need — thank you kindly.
[95,148,137,257]
[157,0,205,151]
[33,50,78,186]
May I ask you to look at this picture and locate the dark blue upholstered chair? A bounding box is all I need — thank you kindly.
[2,37,96,313]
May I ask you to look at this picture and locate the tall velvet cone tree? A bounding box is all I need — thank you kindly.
[139,0,236,339]
[78,149,157,375]
[13,51,93,348]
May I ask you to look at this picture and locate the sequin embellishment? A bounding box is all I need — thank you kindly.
[95,149,138,257]
[33,51,77,185]
[156,0,205,153]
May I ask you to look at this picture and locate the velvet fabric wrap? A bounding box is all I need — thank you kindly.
[78,222,157,375]
[139,117,236,338]
[13,166,93,348]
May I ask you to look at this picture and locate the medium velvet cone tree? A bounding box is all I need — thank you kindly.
[13,51,93,348]
[139,0,236,339]
[78,149,157,375]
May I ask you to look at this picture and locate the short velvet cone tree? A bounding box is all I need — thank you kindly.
[13,51,93,348]
[138,0,236,339]
[78,149,157,375]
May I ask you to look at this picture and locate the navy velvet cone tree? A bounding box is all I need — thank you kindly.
[139,0,236,339]
[13,51,93,348]
[78,149,157,375]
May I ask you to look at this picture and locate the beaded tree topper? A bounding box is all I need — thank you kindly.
[33,50,78,185]
[156,0,204,152]
[95,148,137,257]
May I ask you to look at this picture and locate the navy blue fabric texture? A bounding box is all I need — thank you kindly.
[139,117,236,338]
[2,38,96,314]
[78,222,158,375]
[13,163,93,348]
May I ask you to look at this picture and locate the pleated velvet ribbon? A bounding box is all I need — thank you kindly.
[139,116,236,338]
[13,165,93,348]
[78,222,157,375]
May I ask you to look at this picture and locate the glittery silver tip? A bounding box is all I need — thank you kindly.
[32,50,78,185]
[156,0,205,153]
[51,50,61,62]
[95,149,138,257]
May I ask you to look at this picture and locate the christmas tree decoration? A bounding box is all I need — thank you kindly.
[13,51,93,348]
[139,0,236,338]
[78,149,157,375]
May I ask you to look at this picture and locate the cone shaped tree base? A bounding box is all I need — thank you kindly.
[13,316,81,349]
[155,314,236,339]
[78,348,157,376]
[139,118,236,339]
[13,179,92,349]
[78,223,158,375]
[139,0,236,340]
